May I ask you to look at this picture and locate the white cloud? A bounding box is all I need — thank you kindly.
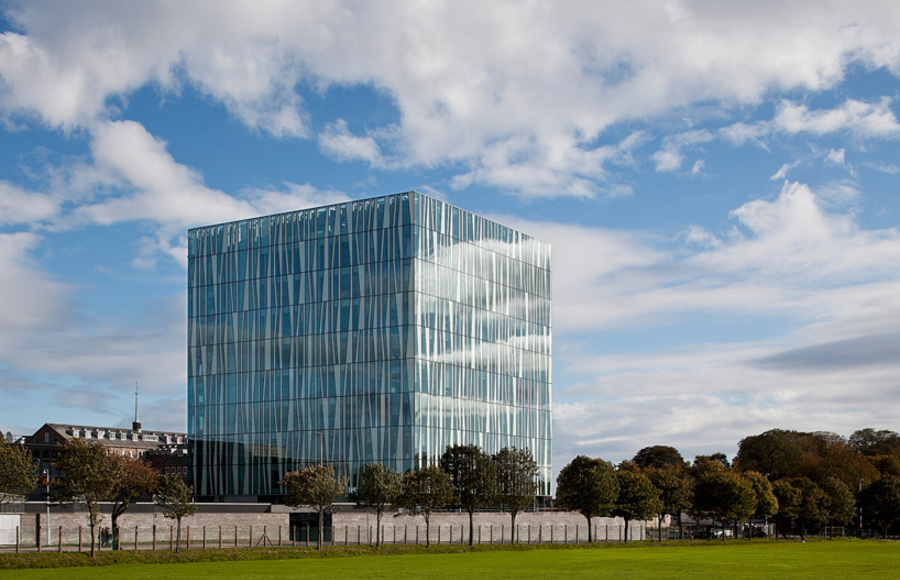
[651,148,683,173]
[45,120,348,267]
[684,225,721,248]
[318,119,386,166]
[775,98,900,137]
[75,120,256,227]
[506,179,900,338]
[0,232,67,344]
[825,148,846,165]
[2,1,900,197]
[523,179,900,462]
[652,130,714,173]
[0,181,59,225]
[553,324,900,464]
[864,162,900,174]
[770,160,800,180]
[720,121,771,148]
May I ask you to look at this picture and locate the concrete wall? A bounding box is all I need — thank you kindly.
[8,503,646,548]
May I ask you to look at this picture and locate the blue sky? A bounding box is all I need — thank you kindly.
[1,1,899,473]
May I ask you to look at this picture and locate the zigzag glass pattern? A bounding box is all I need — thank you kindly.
[188,192,552,499]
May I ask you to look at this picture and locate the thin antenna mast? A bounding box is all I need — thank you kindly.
[133,381,142,432]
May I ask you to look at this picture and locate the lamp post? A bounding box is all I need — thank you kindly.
[858,478,864,535]
[42,468,50,547]
[315,432,323,465]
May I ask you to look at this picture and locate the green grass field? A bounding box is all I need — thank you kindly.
[3,541,897,579]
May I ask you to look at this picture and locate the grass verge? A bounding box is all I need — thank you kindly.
[2,539,897,579]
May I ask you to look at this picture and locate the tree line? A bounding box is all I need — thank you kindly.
[280,444,539,548]
[556,427,900,541]
[0,437,196,556]
[4,427,898,555]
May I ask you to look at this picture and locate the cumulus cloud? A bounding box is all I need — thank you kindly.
[2,1,900,197]
[535,180,900,463]
[31,120,346,266]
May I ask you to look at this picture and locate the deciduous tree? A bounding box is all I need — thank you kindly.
[555,455,618,543]
[614,466,661,542]
[280,464,347,549]
[743,471,778,540]
[0,437,37,504]
[849,429,900,457]
[440,444,497,545]
[772,479,801,539]
[646,465,691,541]
[859,475,900,538]
[403,465,455,548]
[692,470,755,541]
[355,463,403,547]
[492,446,539,543]
[820,476,855,537]
[633,445,686,470]
[790,477,827,540]
[154,474,198,552]
[111,458,158,549]
[54,438,121,556]
[734,430,810,480]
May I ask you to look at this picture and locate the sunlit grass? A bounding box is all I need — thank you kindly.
[2,539,897,579]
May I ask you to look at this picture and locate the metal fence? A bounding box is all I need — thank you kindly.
[3,521,644,552]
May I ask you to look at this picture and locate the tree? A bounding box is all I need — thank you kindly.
[734,429,810,480]
[820,476,855,537]
[633,445,686,470]
[869,454,900,478]
[0,437,37,504]
[814,440,880,491]
[694,452,731,469]
[614,467,661,542]
[403,465,455,547]
[440,444,497,545]
[859,475,900,537]
[772,479,801,539]
[692,470,755,541]
[492,446,539,543]
[355,463,403,547]
[849,429,900,457]
[54,438,121,556]
[743,471,778,540]
[646,465,692,541]
[280,464,348,549]
[154,474,198,552]
[555,455,618,543]
[110,458,158,550]
[790,477,827,540]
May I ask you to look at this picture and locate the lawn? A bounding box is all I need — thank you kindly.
[2,541,896,579]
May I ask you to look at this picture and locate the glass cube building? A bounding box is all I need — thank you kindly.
[187,191,551,500]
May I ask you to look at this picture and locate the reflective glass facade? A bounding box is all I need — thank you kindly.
[187,192,551,499]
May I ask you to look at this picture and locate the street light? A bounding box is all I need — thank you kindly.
[42,468,50,548]
[859,478,864,535]
[315,432,323,465]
